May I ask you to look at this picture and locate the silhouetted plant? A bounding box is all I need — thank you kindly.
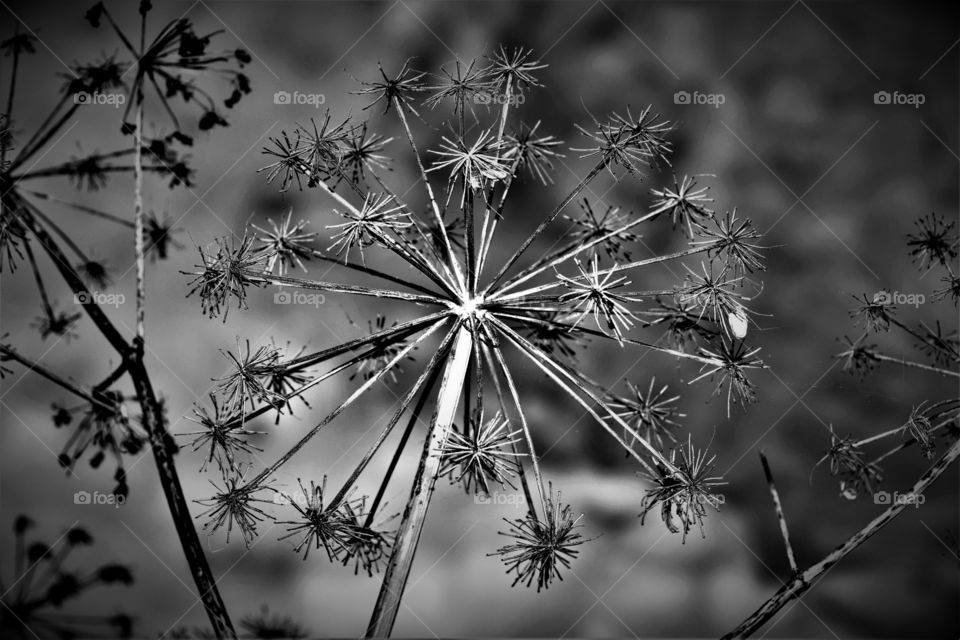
[0,3,250,636]
[0,516,134,639]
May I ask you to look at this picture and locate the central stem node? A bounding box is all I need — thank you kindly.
[451,294,486,320]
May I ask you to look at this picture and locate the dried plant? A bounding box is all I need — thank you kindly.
[820,213,960,497]
[725,217,960,637]
[182,48,765,636]
[1,516,134,639]
[0,3,249,636]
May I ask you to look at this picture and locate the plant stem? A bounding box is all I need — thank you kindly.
[758,451,798,575]
[133,99,145,340]
[366,323,473,637]
[723,437,960,639]
[872,352,960,378]
[9,196,237,638]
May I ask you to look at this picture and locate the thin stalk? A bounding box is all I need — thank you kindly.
[872,352,960,378]
[241,269,444,306]
[723,437,960,639]
[490,316,676,475]
[25,191,134,227]
[329,326,458,509]
[2,23,20,167]
[366,323,473,637]
[0,345,112,410]
[492,200,697,299]
[245,319,447,489]
[133,98,145,340]
[392,96,466,294]
[485,329,548,509]
[481,161,606,296]
[364,364,445,528]
[758,451,798,575]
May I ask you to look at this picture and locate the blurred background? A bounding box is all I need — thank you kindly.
[1,1,957,637]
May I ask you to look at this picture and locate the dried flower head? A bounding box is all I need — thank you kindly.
[253,210,318,276]
[610,378,684,449]
[186,234,267,321]
[639,436,725,542]
[692,339,764,417]
[651,174,714,238]
[563,199,639,261]
[814,425,882,500]
[849,292,894,333]
[239,606,308,639]
[695,208,764,274]
[556,255,641,342]
[198,471,272,546]
[492,486,586,591]
[441,411,522,494]
[836,335,879,378]
[2,516,134,639]
[278,477,366,561]
[904,403,936,459]
[906,213,957,269]
[327,193,411,263]
[216,338,283,413]
[183,394,263,471]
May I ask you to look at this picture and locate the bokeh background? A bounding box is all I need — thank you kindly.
[1,1,958,637]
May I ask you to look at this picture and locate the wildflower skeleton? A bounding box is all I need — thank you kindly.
[185,48,765,636]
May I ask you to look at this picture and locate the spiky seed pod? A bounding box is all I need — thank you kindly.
[186,234,267,321]
[814,426,882,500]
[639,436,725,542]
[503,121,564,185]
[492,486,586,592]
[651,174,714,238]
[429,129,511,192]
[904,403,936,459]
[849,293,894,333]
[692,339,764,417]
[327,193,411,263]
[354,60,426,114]
[338,122,393,187]
[183,394,263,471]
[484,45,546,91]
[695,208,765,274]
[215,339,283,413]
[609,378,684,449]
[835,336,879,378]
[906,213,958,269]
[198,471,271,546]
[441,411,523,494]
[563,199,639,261]
[253,210,318,275]
[277,478,368,562]
[678,262,752,337]
[557,255,641,342]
